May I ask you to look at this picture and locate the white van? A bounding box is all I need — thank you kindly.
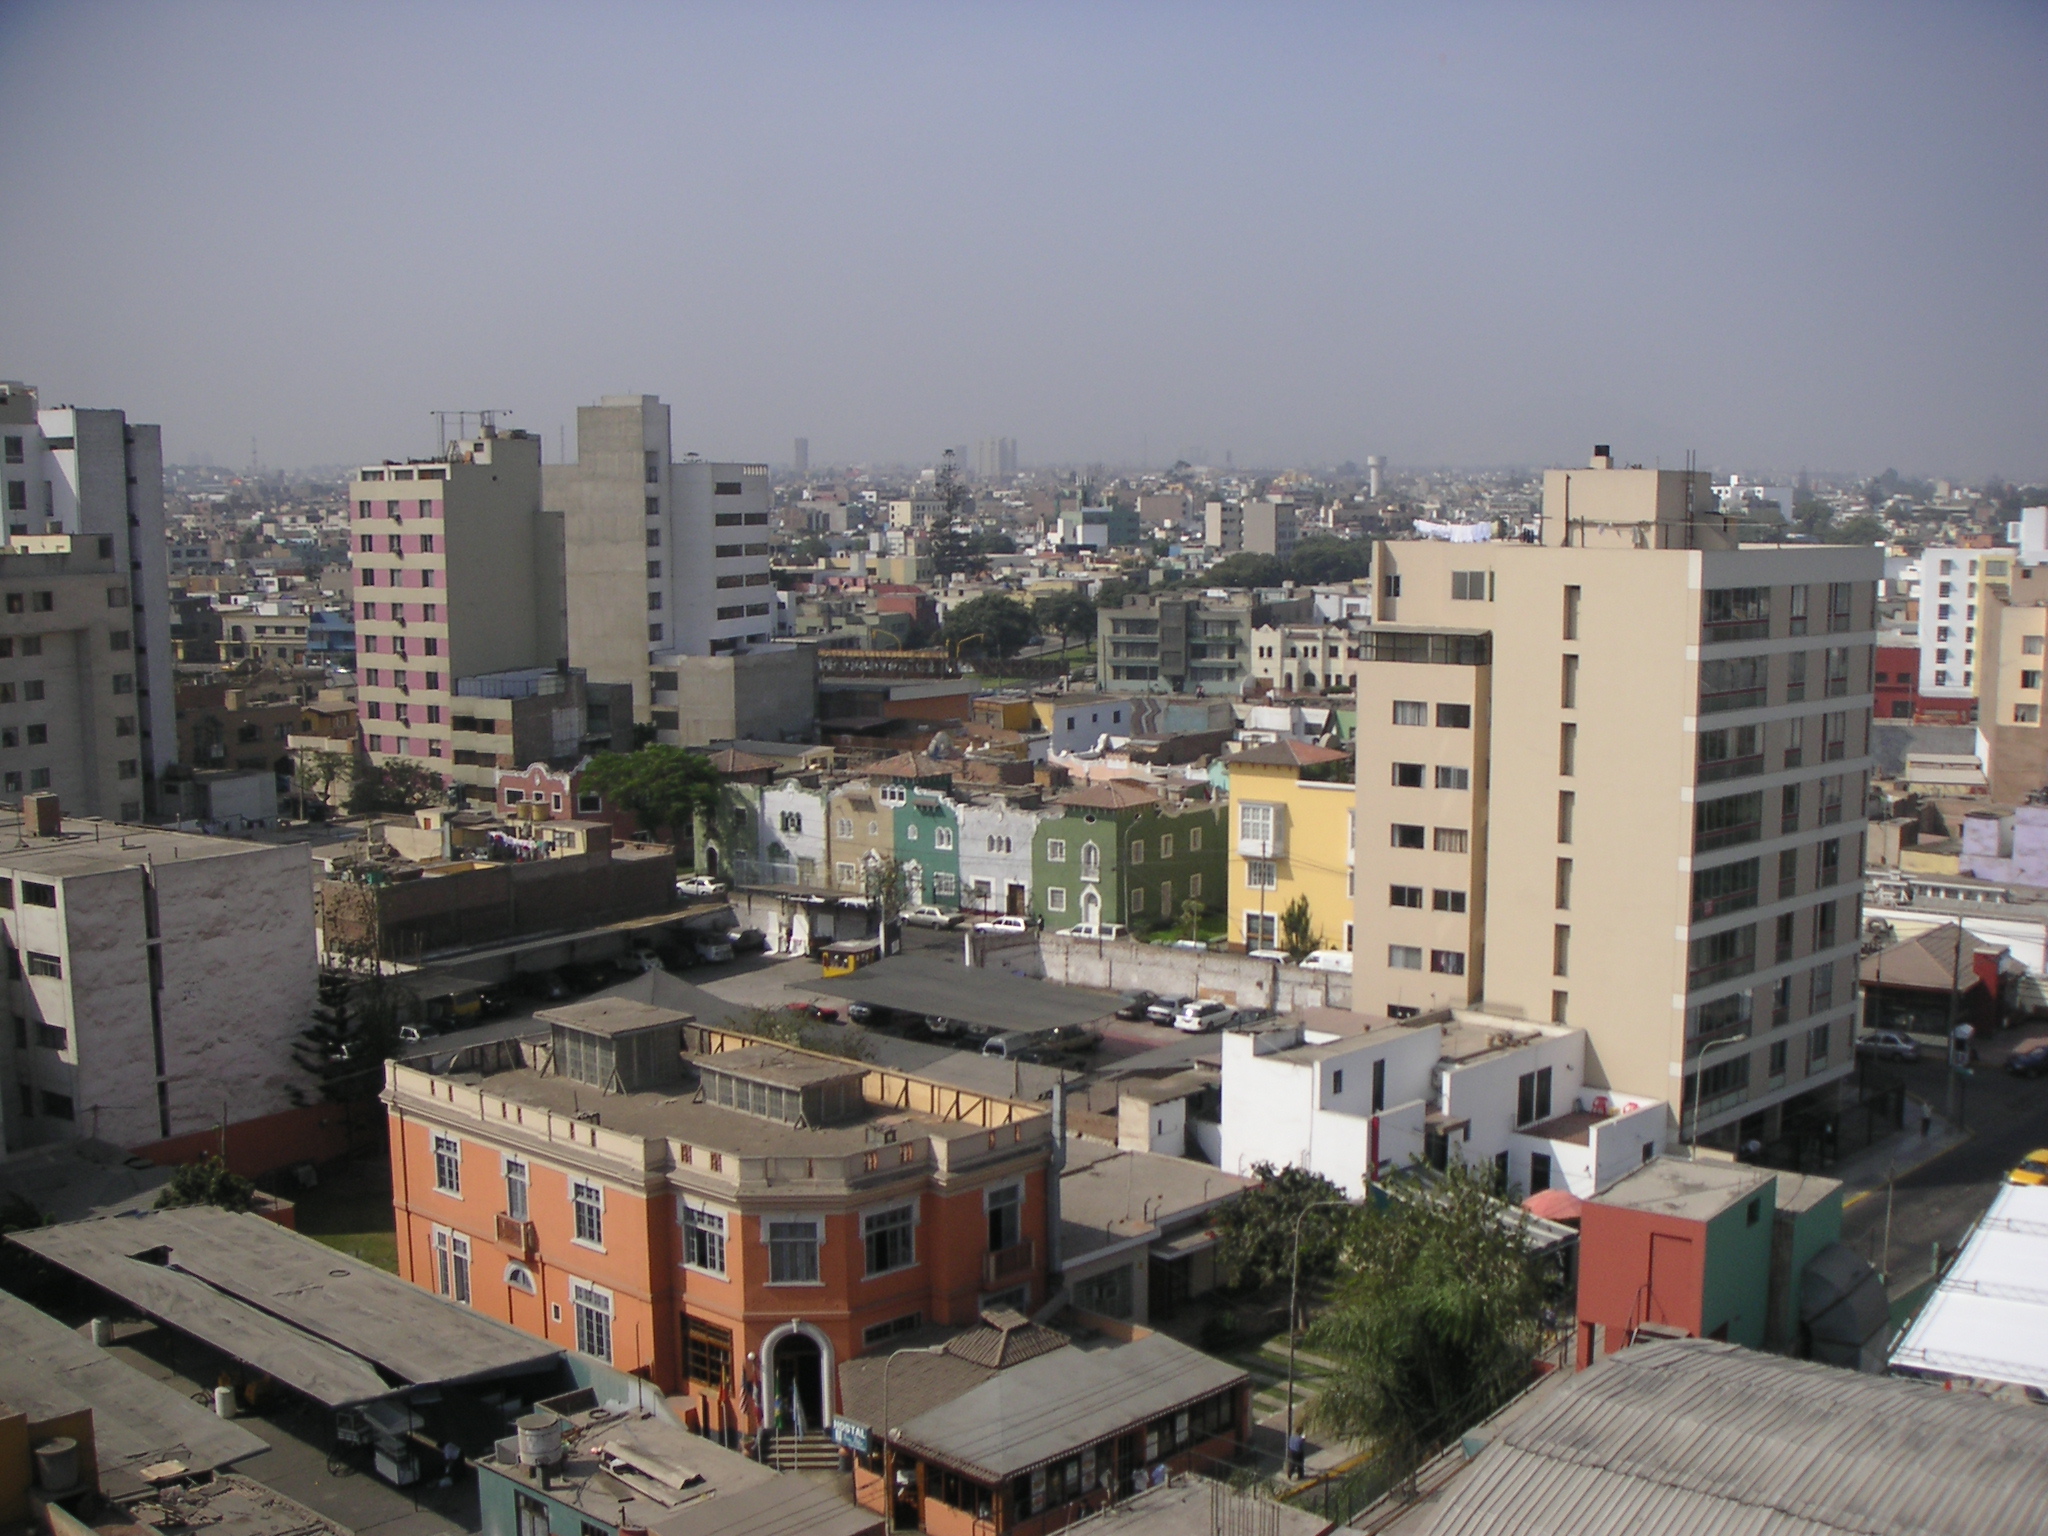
[1300,950,1354,974]
[1065,922,1128,941]
[973,916,1029,934]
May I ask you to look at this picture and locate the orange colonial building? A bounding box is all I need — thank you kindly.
[384,999,1053,1439]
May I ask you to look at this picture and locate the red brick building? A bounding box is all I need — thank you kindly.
[1874,642,1920,721]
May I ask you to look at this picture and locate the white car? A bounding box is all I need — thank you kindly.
[1173,1000,1238,1033]
[903,905,961,929]
[1299,949,1354,974]
[973,916,1029,934]
[1065,922,1128,941]
[1246,948,1289,963]
[677,874,728,898]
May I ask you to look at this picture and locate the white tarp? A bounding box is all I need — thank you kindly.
[1413,519,1492,543]
[1891,1182,2048,1393]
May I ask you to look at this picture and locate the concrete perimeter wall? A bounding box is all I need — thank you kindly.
[971,931,1352,1014]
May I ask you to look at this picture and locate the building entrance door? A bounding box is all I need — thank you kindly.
[1007,882,1025,916]
[771,1331,824,1435]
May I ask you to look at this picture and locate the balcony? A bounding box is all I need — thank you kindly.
[1691,888,1758,922]
[1697,753,1764,785]
[495,1213,537,1258]
[984,1239,1035,1288]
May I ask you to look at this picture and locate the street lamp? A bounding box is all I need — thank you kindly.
[880,1343,946,1530]
[1284,1197,1353,1475]
[1686,1032,1751,1151]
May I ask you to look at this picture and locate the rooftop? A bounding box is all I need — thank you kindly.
[1226,739,1350,769]
[1059,1474,1330,1536]
[1059,1136,1253,1263]
[0,817,287,877]
[538,997,692,1039]
[1892,1182,2048,1395]
[1412,1337,2048,1536]
[1588,1156,1775,1223]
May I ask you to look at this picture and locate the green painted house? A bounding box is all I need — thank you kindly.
[1031,782,1228,933]
[892,783,963,908]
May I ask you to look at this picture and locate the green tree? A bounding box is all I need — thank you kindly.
[1033,591,1096,652]
[1213,1162,1355,1294]
[1278,894,1323,961]
[1093,577,1135,612]
[1289,539,1371,584]
[736,1006,872,1062]
[942,593,1035,660]
[1205,553,1288,588]
[289,964,402,1106]
[1821,514,1889,546]
[863,851,907,929]
[346,759,444,815]
[1309,1164,1549,1458]
[297,749,353,813]
[1792,497,1834,539]
[578,746,722,842]
[1180,897,1206,943]
[155,1155,258,1214]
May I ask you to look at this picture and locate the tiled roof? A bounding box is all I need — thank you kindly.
[1057,781,1162,811]
[1228,739,1349,768]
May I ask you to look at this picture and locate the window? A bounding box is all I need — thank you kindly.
[1390,884,1423,908]
[22,681,41,702]
[572,1181,604,1246]
[1827,582,1854,633]
[836,817,853,838]
[433,1133,461,1195]
[987,1182,1023,1253]
[1245,912,1277,946]
[1392,700,1427,726]
[683,1204,727,1274]
[1788,584,1809,634]
[1551,991,1569,1024]
[109,630,130,651]
[1560,653,1579,708]
[1435,765,1470,790]
[769,1218,821,1283]
[1430,949,1465,974]
[1081,842,1100,877]
[1047,838,1067,862]
[117,760,137,780]
[572,1283,613,1361]
[1697,724,1762,782]
[1555,858,1573,909]
[1689,924,1757,988]
[1516,1067,1553,1126]
[26,951,61,978]
[1392,761,1425,788]
[111,674,133,694]
[1189,827,1202,852]
[1770,1040,1789,1077]
[936,826,954,850]
[1695,791,1764,852]
[1702,587,1770,641]
[1810,960,1836,1010]
[864,1205,916,1276]
[504,1159,529,1221]
[1433,827,1467,853]
[1450,570,1487,601]
[1558,722,1576,776]
[1700,655,1767,712]
[1432,888,1466,913]
[1557,790,1575,844]
[1391,823,1425,849]
[1245,860,1277,890]
[686,1316,734,1388]
[1436,702,1472,729]
[1562,584,1580,640]
[1128,839,1143,864]
[1159,833,1173,859]
[1238,802,1275,848]
[21,882,55,907]
[1692,857,1760,920]
[1807,1021,1832,1069]
[1389,945,1422,970]
[1552,922,1572,976]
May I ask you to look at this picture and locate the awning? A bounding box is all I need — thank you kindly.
[1523,1188,1586,1223]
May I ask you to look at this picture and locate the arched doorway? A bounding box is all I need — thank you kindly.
[767,1326,828,1436]
[705,843,720,877]
[1081,887,1101,929]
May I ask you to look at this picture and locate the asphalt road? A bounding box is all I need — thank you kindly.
[1840,1044,2048,1287]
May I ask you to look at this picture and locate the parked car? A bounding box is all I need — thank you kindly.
[846,1001,895,1027]
[1036,1024,1099,1062]
[973,915,1029,934]
[726,927,769,954]
[903,905,962,929]
[693,935,735,964]
[561,961,615,993]
[918,1014,968,1041]
[1855,1030,1920,1062]
[1064,922,1129,941]
[1114,990,1161,1021]
[397,1022,440,1044]
[2007,1149,2048,1186]
[628,948,666,974]
[784,1000,842,1023]
[982,1031,1035,1060]
[1145,995,1194,1025]
[477,985,513,1018]
[1300,949,1354,974]
[2007,1043,2048,1079]
[1246,948,1289,963]
[677,874,728,898]
[1168,939,1211,952]
[514,969,571,1001]
[1174,999,1238,1034]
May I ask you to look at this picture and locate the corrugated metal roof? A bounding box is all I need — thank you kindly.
[1419,1338,2048,1535]
[892,1333,1246,1484]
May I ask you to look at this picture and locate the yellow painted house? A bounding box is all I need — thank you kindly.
[1225,741,1356,952]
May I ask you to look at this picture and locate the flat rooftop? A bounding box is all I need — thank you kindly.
[1059,1136,1253,1262]
[0,817,285,877]
[1590,1156,1774,1223]
[538,997,691,1039]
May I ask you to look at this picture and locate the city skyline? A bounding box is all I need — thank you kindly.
[3,3,2045,478]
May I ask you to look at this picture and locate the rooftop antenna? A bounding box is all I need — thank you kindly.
[430,410,514,454]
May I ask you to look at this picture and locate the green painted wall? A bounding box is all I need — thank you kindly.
[1031,800,1226,930]
[1701,1181,1777,1349]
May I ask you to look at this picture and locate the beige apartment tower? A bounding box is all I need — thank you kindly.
[1352,449,1880,1148]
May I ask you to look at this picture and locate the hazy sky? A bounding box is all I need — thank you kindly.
[3,2,2044,479]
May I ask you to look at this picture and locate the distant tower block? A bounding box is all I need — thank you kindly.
[1366,455,1386,499]
[793,437,809,477]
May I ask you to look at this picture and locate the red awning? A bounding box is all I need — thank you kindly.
[1524,1188,1586,1223]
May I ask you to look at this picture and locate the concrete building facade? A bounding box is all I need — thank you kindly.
[350,430,565,783]
[1354,452,1881,1145]
[0,383,176,805]
[1914,545,2013,708]
[0,813,316,1151]
[1097,592,1253,694]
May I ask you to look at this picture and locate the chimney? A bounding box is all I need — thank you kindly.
[23,792,61,837]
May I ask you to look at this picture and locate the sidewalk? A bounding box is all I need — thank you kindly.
[1833,1097,1968,1202]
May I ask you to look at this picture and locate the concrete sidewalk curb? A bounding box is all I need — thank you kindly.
[1842,1127,1976,1207]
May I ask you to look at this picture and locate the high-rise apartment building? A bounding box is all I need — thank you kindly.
[348,429,565,783]
[550,396,774,727]
[1097,592,1253,694]
[1344,450,1879,1149]
[0,383,175,810]
[793,436,809,477]
[1913,544,2013,712]
[974,437,1017,481]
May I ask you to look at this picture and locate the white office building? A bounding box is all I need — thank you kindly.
[1915,546,2015,703]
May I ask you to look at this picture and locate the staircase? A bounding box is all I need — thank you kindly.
[766,1431,841,1473]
